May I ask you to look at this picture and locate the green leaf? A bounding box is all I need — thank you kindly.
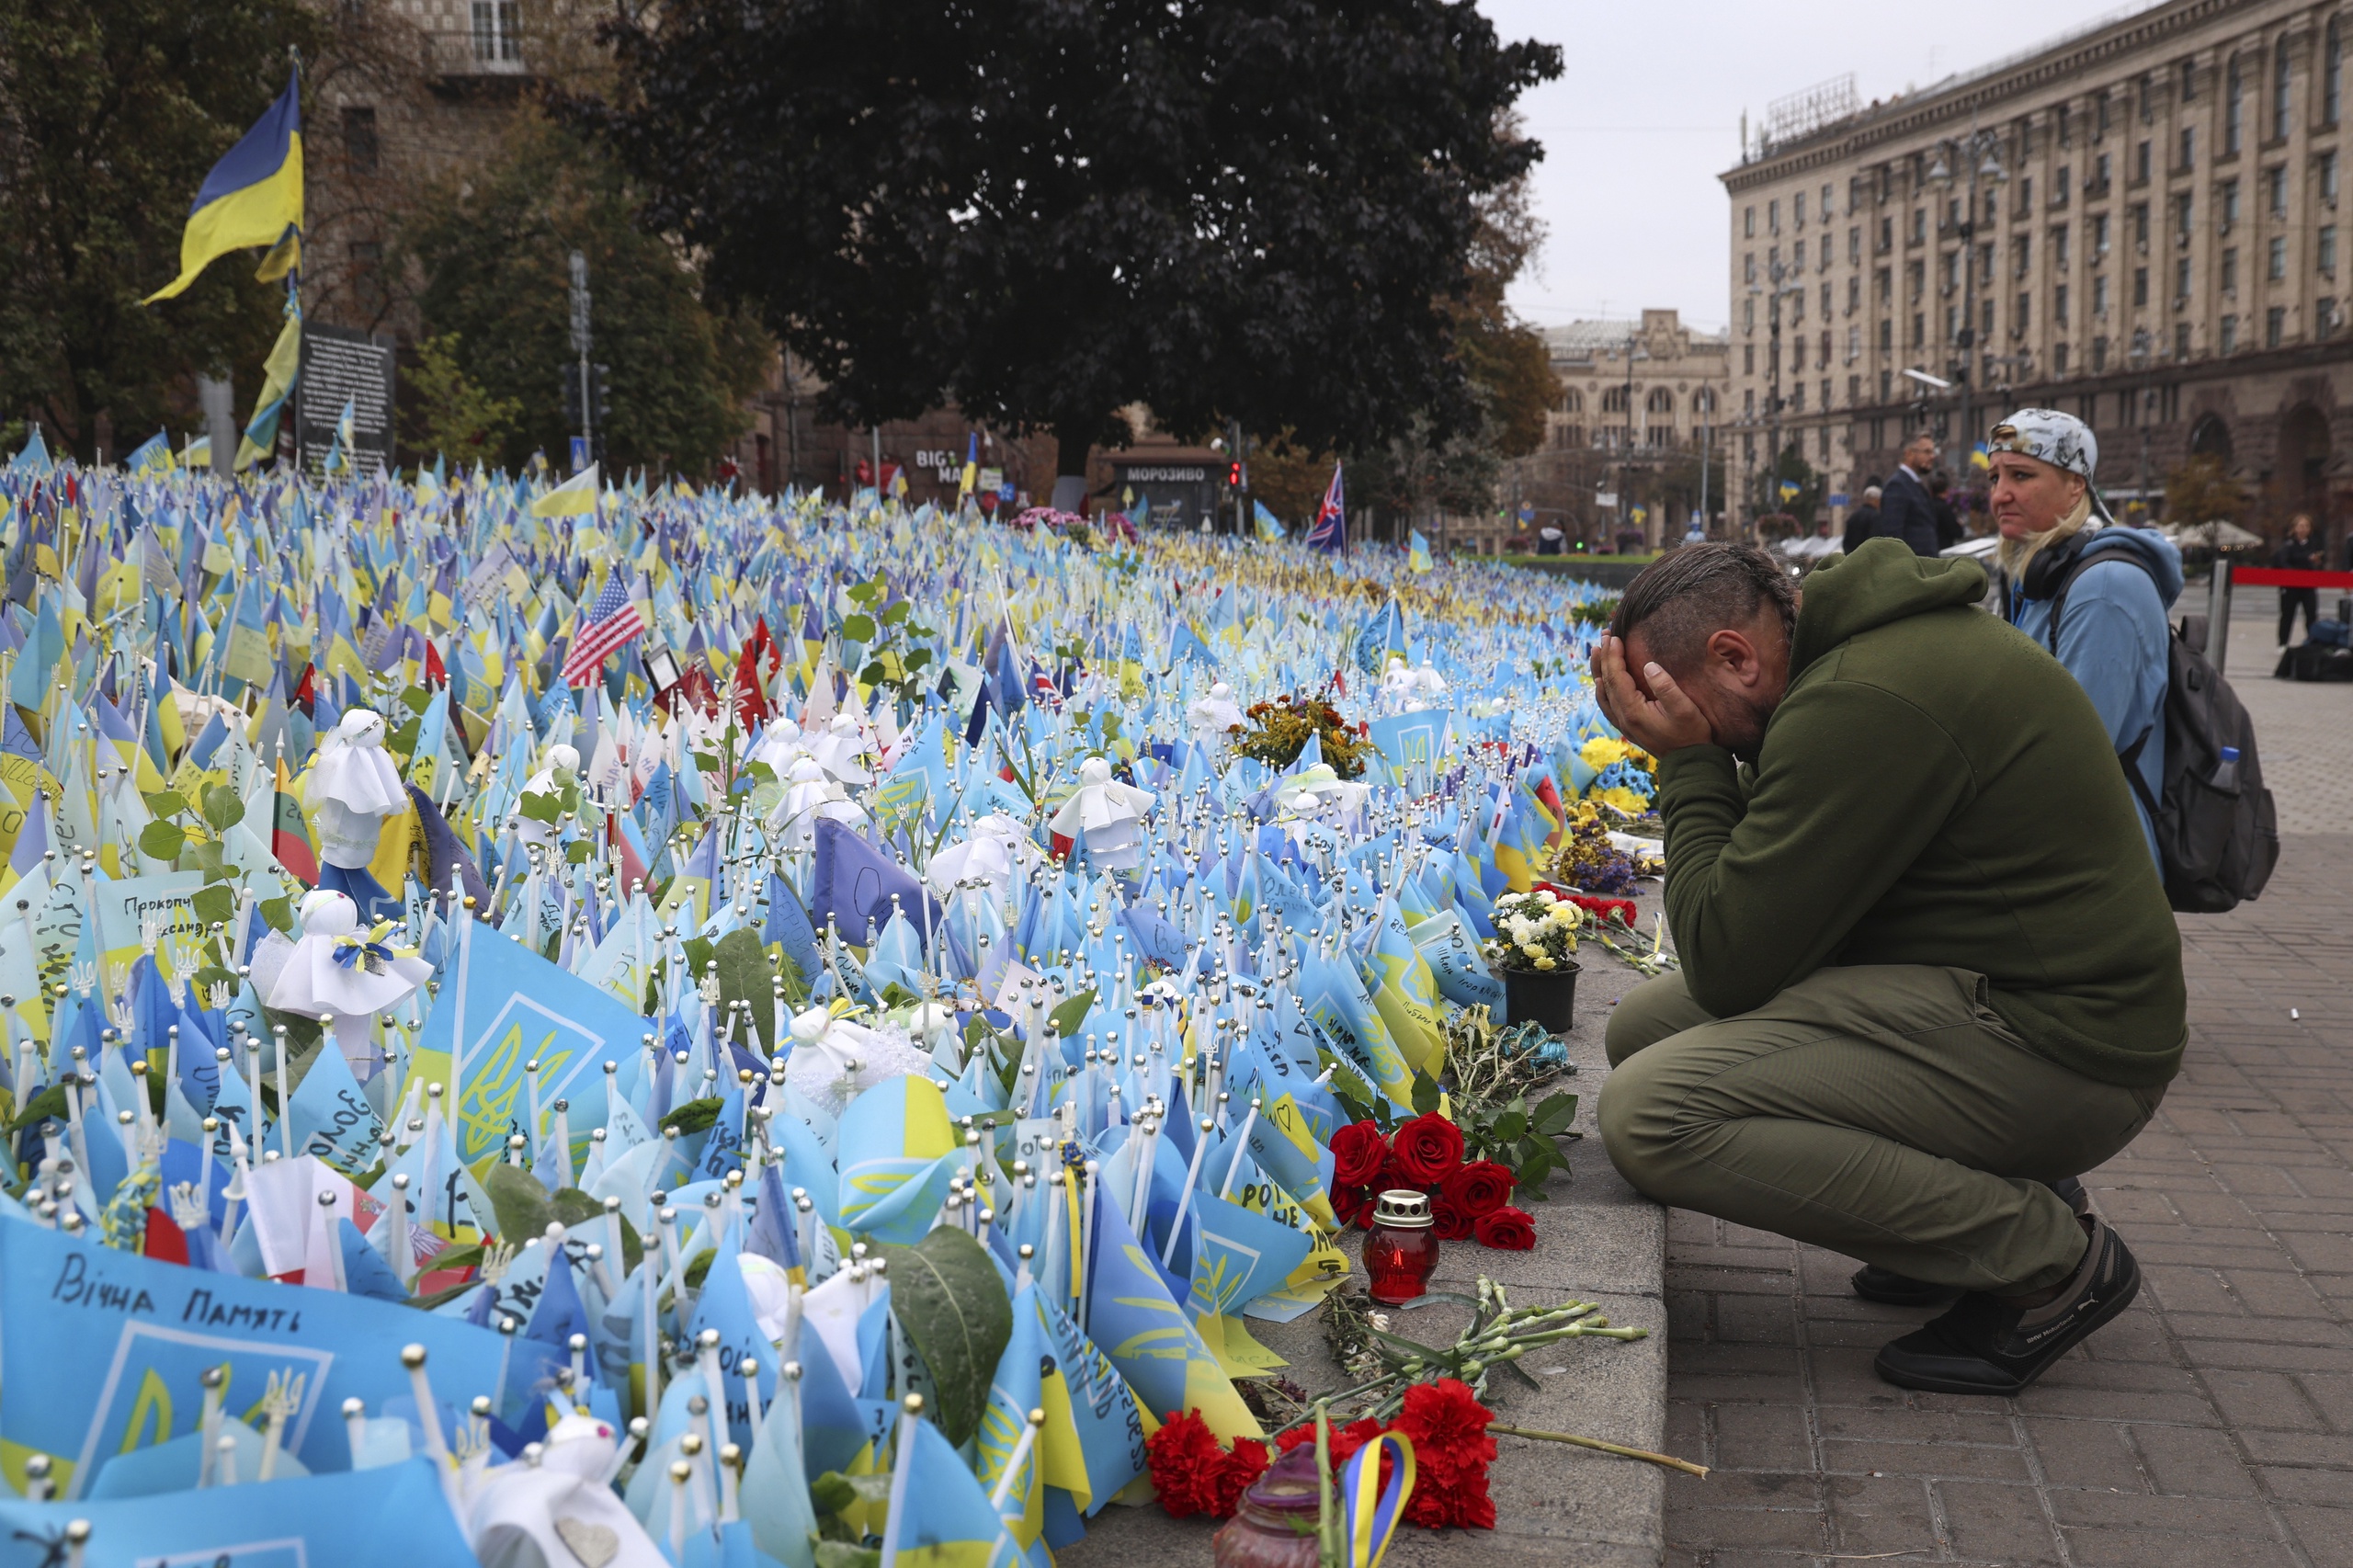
[902,648,932,671]
[202,782,245,832]
[550,1187,644,1274]
[139,820,187,859]
[1409,1068,1442,1116]
[1046,988,1097,1042]
[1530,1092,1579,1136]
[876,1226,1012,1449]
[809,1472,858,1517]
[710,926,777,1030]
[8,1082,68,1133]
[482,1159,555,1246]
[517,790,563,824]
[258,895,294,935]
[1491,1108,1529,1142]
[841,613,876,642]
[662,1096,725,1138]
[186,840,227,880]
[403,686,436,716]
[847,581,880,606]
[191,884,235,926]
[881,599,910,625]
[566,840,592,864]
[142,790,189,821]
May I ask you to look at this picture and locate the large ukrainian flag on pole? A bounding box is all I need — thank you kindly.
[143,67,303,302]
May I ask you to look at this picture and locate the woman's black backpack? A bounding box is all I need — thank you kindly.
[2026,538,2279,913]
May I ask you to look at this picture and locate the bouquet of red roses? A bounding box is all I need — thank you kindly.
[1329,1112,1537,1250]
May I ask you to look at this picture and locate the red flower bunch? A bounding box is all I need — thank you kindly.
[1328,1118,1533,1249]
[1273,1379,1498,1531]
[1145,1409,1270,1519]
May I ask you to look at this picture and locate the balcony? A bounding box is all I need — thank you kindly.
[420,18,535,95]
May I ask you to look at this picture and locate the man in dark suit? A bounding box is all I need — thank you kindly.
[1876,432,1945,557]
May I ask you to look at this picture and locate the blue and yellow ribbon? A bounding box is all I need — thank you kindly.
[1341,1431,1415,1568]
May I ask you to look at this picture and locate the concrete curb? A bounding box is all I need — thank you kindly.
[1061,899,1674,1567]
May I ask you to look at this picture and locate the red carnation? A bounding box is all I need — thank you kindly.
[1389,1112,1465,1187]
[1392,1380,1498,1529]
[1147,1410,1269,1519]
[1472,1205,1537,1251]
[1330,1120,1390,1188]
[1431,1201,1474,1240]
[1440,1161,1515,1220]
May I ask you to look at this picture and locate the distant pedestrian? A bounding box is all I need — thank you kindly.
[1927,470,1965,550]
[1843,485,1882,556]
[1877,432,1944,557]
[2273,514,2323,646]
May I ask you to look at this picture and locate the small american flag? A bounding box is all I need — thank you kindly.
[560,573,647,687]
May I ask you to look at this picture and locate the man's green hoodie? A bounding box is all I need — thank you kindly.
[1654,539,2187,1087]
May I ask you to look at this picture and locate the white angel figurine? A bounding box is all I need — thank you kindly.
[924,811,1036,908]
[1271,762,1371,832]
[305,710,411,916]
[805,711,875,787]
[781,1003,932,1118]
[1187,680,1245,750]
[767,756,868,849]
[1049,756,1155,870]
[510,742,582,852]
[266,890,433,1075]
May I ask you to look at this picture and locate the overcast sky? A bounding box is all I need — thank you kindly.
[1483,0,2155,336]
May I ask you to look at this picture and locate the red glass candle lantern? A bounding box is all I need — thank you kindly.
[1362,1188,1438,1305]
[1211,1445,1323,1568]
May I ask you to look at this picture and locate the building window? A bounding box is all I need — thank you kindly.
[1744,344,1755,374]
[2176,256,2192,300]
[2227,55,2245,154]
[1646,388,1674,415]
[2093,212,2111,255]
[2275,34,2293,142]
[1911,208,1926,244]
[1769,198,1780,233]
[2324,151,2340,203]
[341,106,379,175]
[2268,165,2288,216]
[2094,274,2110,313]
[2270,233,2289,278]
[1696,388,1718,415]
[2055,341,2071,375]
[1911,312,1925,347]
[1823,182,1835,218]
[2182,58,2198,102]
[2175,191,2194,236]
[1791,383,1805,412]
[2222,312,2239,350]
[2098,90,2112,138]
[2223,246,2239,290]
[1850,226,1862,266]
[1563,389,1584,413]
[1820,281,1832,318]
[1846,324,1860,361]
[2176,321,2192,358]
[2055,165,2072,206]
[1600,385,1629,414]
[1982,298,1995,338]
[2131,202,2150,249]
[2058,102,2073,147]
[2179,126,2195,170]
[2134,267,2149,306]
[2056,282,2071,324]
[1878,318,1893,351]
[2221,177,2241,230]
[2136,140,2153,183]
[2016,290,2030,329]
[1945,304,1960,342]
[2092,335,2109,371]
[2324,223,2340,275]
[1745,253,1756,285]
[472,1,521,63]
[1847,276,1860,312]
[2015,233,2032,277]
[2267,304,2287,347]
[2331,17,2345,126]
[2322,297,2342,335]
[1745,206,1756,238]
[1743,298,1755,332]
[2053,224,2071,269]
[1795,190,1807,225]
[1745,389,1756,415]
[2096,150,2113,189]
[1793,337,1806,372]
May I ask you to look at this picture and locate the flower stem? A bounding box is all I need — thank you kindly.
[1487,1423,1709,1478]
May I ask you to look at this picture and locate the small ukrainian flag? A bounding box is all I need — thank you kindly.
[144,68,303,303]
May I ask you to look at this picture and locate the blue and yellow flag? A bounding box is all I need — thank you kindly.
[836,1074,960,1244]
[1081,1193,1263,1443]
[122,430,174,474]
[144,68,303,302]
[1407,528,1433,573]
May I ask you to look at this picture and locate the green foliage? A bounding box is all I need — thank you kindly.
[660,1096,725,1138]
[0,0,326,460]
[397,115,769,478]
[876,1226,1014,1449]
[588,0,1560,472]
[481,1159,555,1245]
[1458,1090,1578,1199]
[404,332,522,465]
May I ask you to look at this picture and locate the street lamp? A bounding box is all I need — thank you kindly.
[1930,126,2009,465]
[1752,260,1805,532]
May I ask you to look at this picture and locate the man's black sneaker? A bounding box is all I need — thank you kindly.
[1873,1221,2141,1395]
[1850,1265,1963,1306]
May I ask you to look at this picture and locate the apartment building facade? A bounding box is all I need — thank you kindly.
[1723,0,2353,554]
[1533,310,1731,548]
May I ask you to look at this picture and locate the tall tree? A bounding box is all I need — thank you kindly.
[396,116,767,477]
[585,0,1560,484]
[0,0,326,459]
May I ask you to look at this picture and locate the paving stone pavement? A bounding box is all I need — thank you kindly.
[1663,586,2353,1567]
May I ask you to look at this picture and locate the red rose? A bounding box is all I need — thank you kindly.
[1330,1120,1390,1188]
[1331,1185,1374,1228]
[1389,1112,1465,1187]
[1440,1160,1515,1219]
[1431,1201,1474,1240]
[1472,1205,1537,1251]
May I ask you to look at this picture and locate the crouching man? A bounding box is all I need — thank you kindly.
[1588,540,2185,1394]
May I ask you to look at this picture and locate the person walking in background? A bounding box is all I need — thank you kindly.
[1877,432,1944,557]
[1843,485,1882,557]
[1928,470,1965,551]
[1986,408,2180,869]
[2273,514,2323,646]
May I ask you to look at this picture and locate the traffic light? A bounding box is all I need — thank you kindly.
[1227,460,1243,491]
[562,369,582,427]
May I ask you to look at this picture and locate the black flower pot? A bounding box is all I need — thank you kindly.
[1502,961,1581,1034]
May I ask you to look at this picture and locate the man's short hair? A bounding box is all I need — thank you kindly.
[1608,543,1800,676]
